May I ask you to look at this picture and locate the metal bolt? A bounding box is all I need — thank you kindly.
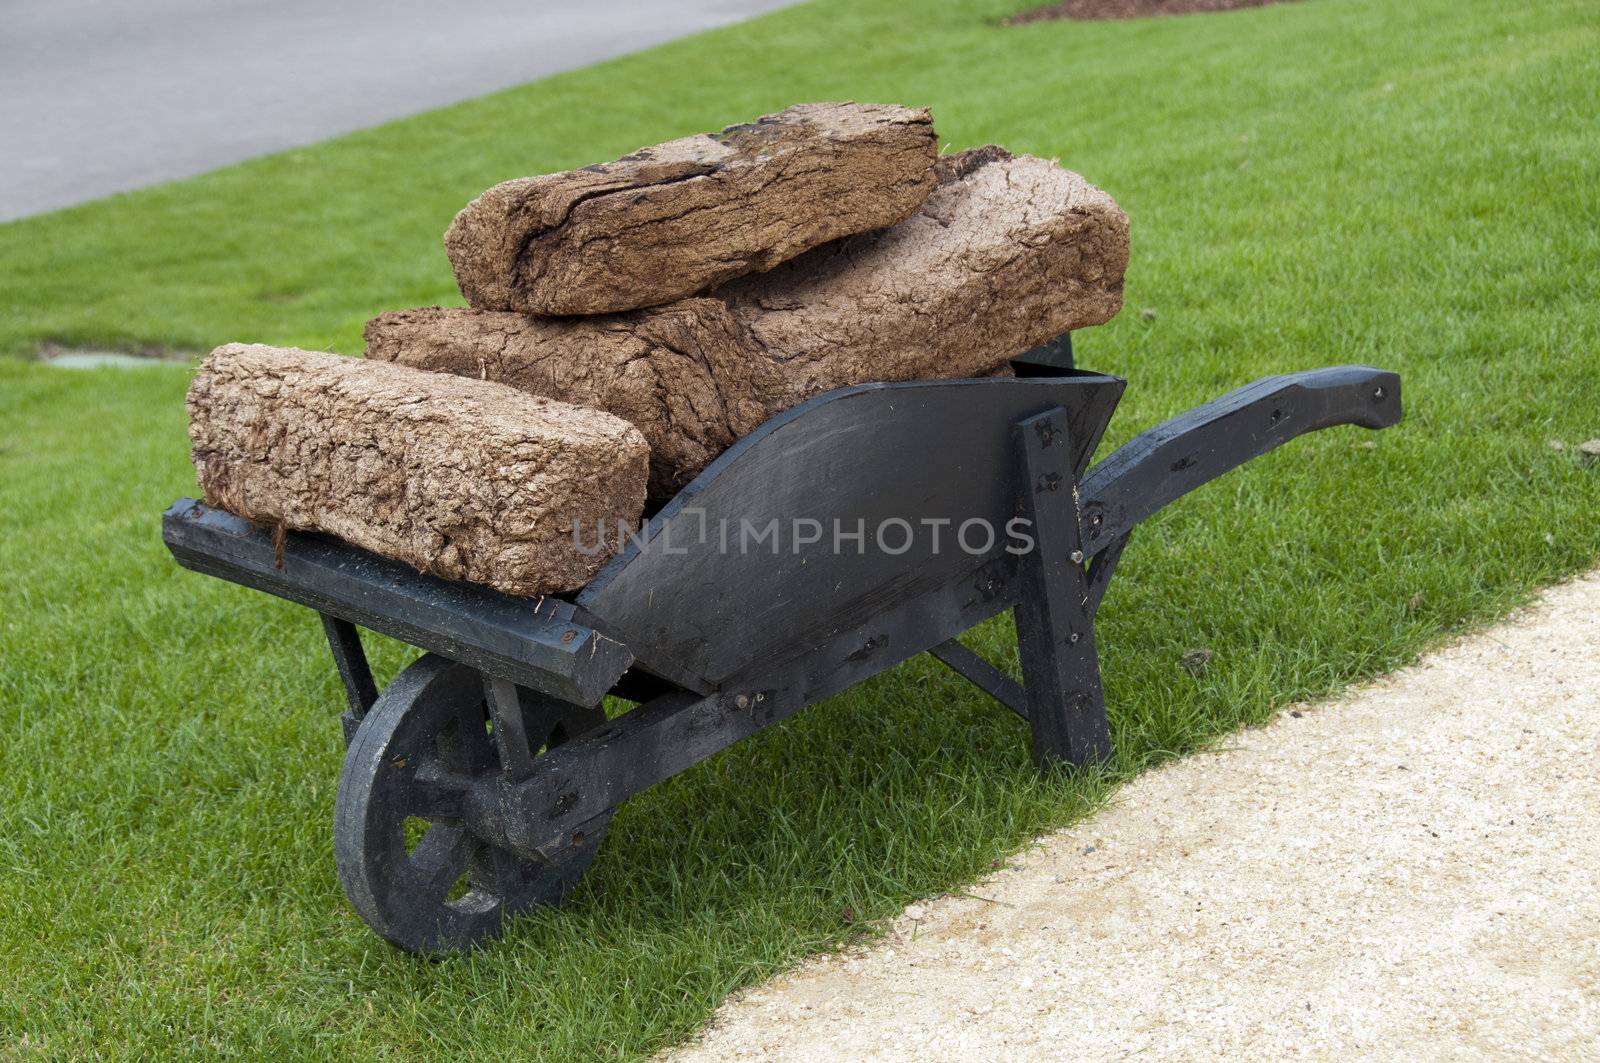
[734,693,750,709]
[1373,386,1386,401]
[560,629,577,644]
[1068,632,1081,645]
[1069,550,1085,564]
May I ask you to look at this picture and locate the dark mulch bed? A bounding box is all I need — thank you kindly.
[1005,0,1300,23]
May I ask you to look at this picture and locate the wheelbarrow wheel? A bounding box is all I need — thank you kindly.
[333,653,609,954]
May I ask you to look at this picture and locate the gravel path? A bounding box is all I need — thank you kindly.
[671,572,1600,1060]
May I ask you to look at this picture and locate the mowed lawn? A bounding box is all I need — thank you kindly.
[3,0,1598,1057]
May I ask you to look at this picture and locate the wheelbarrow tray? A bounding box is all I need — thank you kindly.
[163,340,1401,953]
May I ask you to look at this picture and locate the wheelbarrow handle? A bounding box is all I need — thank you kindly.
[1077,364,1402,554]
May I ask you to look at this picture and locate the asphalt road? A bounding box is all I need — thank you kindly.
[0,0,799,222]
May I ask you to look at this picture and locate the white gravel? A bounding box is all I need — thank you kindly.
[670,572,1600,1061]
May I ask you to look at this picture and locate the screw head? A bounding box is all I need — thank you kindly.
[1070,550,1085,564]
[734,693,750,709]
[1373,386,1386,401]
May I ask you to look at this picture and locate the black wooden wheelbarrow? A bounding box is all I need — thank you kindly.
[162,336,1401,953]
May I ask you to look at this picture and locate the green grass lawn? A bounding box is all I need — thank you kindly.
[3,0,1598,1056]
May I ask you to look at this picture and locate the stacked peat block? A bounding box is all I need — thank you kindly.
[188,103,1129,597]
[442,102,940,315]
[370,131,1130,498]
[188,345,649,596]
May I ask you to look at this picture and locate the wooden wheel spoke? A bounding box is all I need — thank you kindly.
[406,824,471,902]
[397,759,472,820]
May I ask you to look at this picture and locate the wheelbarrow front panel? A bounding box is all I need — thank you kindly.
[579,374,1126,688]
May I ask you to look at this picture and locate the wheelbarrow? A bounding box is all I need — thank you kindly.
[162,335,1401,953]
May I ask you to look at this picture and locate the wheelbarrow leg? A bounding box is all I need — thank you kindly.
[320,614,378,744]
[1012,407,1112,771]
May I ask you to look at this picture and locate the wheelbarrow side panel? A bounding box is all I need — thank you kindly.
[578,374,1126,688]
